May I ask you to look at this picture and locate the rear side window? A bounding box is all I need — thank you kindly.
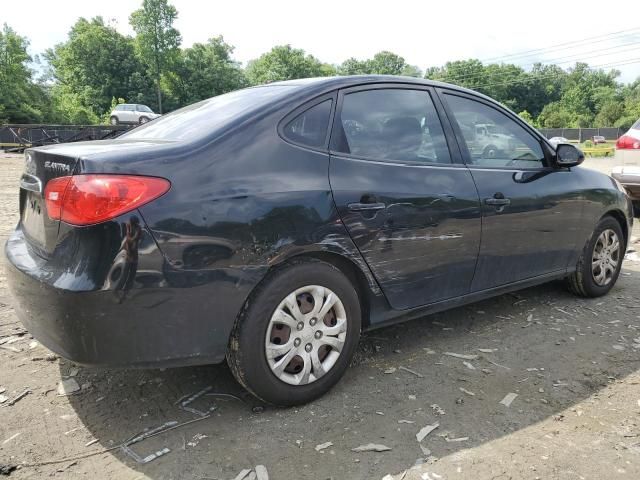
[333,89,451,164]
[283,100,332,148]
[115,105,125,111]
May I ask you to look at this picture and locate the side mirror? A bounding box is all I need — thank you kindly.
[555,143,584,168]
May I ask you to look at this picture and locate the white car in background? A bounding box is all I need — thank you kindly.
[548,136,570,147]
[612,118,640,215]
[109,104,160,125]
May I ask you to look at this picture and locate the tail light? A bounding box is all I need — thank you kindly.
[44,175,170,226]
[615,135,640,150]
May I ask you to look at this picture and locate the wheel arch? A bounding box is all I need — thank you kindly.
[602,209,629,248]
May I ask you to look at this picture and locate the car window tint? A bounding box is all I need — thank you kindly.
[138,105,152,113]
[335,89,451,164]
[632,119,640,129]
[444,94,544,168]
[283,99,332,148]
[125,105,135,111]
[115,105,125,111]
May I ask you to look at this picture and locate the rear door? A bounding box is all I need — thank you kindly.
[329,85,482,310]
[439,90,583,291]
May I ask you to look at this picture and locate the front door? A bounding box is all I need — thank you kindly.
[329,86,482,310]
[440,91,582,291]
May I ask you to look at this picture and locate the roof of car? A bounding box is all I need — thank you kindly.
[263,75,491,100]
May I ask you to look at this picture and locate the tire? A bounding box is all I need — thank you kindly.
[227,259,361,406]
[567,216,625,297]
[139,116,149,124]
[110,116,118,125]
[483,145,499,158]
[633,201,640,218]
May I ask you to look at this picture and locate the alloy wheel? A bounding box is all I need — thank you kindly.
[591,228,620,286]
[265,285,347,386]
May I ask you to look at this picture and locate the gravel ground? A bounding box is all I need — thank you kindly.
[0,152,638,480]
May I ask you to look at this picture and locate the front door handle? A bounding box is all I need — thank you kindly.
[348,202,386,212]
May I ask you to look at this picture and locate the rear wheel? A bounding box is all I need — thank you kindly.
[109,116,118,125]
[483,145,499,158]
[227,260,361,406]
[567,216,624,297]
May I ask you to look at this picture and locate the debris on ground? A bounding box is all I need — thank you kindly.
[0,464,17,476]
[383,367,397,374]
[477,348,497,353]
[57,379,80,396]
[499,392,518,407]
[430,404,446,415]
[232,468,252,480]
[462,361,476,370]
[459,387,475,396]
[2,433,21,445]
[443,352,479,360]
[399,366,424,378]
[352,443,392,452]
[398,420,415,424]
[4,388,30,406]
[315,441,333,452]
[416,422,440,442]
[255,465,269,480]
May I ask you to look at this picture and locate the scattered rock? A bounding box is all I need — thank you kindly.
[443,352,479,360]
[57,379,80,396]
[416,422,439,442]
[462,361,476,370]
[430,404,446,415]
[459,387,475,396]
[315,441,333,452]
[499,392,518,407]
[255,465,269,480]
[352,443,392,452]
[383,367,397,374]
[399,366,424,378]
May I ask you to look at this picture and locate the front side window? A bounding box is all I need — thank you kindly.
[283,99,332,148]
[334,89,451,164]
[444,94,545,168]
[138,105,153,113]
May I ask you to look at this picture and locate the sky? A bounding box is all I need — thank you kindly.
[3,0,640,83]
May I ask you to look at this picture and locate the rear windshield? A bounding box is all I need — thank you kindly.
[121,86,298,141]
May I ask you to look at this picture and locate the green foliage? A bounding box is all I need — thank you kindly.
[130,0,181,113]
[164,36,247,107]
[245,45,331,84]
[0,24,49,123]
[338,51,421,77]
[44,17,149,122]
[3,1,640,128]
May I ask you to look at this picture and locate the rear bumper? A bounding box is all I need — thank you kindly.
[5,225,262,368]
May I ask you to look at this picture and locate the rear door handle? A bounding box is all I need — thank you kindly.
[484,198,511,206]
[348,202,386,212]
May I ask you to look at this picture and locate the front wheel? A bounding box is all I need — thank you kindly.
[109,116,118,125]
[139,116,149,124]
[567,216,624,297]
[227,260,361,406]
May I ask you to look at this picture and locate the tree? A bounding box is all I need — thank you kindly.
[45,17,148,120]
[0,24,48,123]
[130,0,181,113]
[164,36,246,107]
[245,45,332,85]
[338,51,421,76]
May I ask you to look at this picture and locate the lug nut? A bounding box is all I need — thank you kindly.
[305,343,312,352]
[294,338,301,347]
[297,322,304,331]
[314,331,322,339]
[309,318,317,326]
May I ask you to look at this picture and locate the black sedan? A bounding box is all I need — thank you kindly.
[6,76,634,406]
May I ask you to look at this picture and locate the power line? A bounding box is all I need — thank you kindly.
[471,57,640,91]
[427,40,640,86]
[479,27,640,63]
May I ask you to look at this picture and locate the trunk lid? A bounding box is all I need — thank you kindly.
[19,146,79,256]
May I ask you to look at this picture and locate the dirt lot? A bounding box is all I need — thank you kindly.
[0,152,639,480]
